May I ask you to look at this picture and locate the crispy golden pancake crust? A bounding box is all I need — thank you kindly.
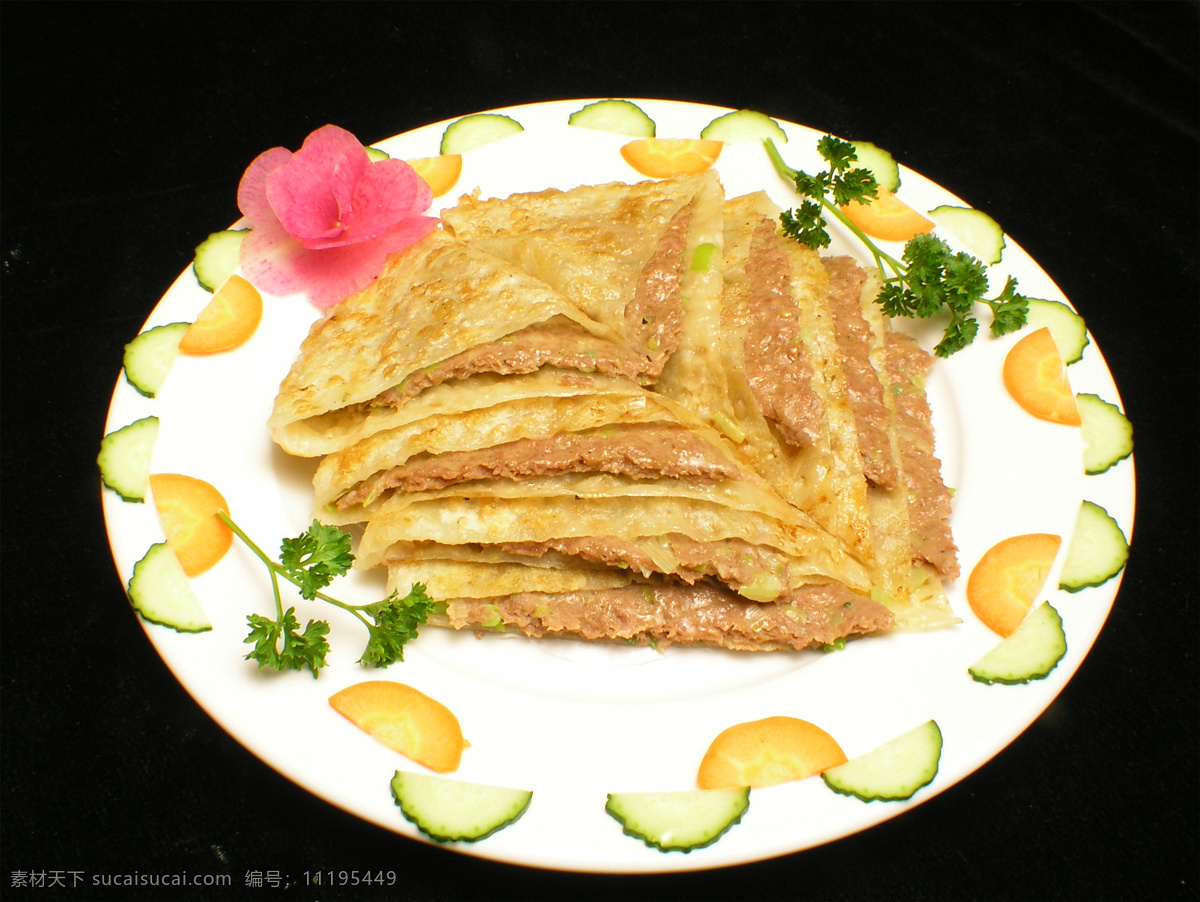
[267,173,959,649]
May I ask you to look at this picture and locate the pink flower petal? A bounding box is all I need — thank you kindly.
[273,240,394,310]
[335,159,434,245]
[266,126,367,247]
[237,146,293,227]
[239,216,311,297]
[236,124,440,309]
[241,215,439,309]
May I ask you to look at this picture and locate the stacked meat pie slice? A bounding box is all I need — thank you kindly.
[268,173,957,652]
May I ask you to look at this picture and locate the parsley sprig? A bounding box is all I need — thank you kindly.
[217,513,434,677]
[765,137,1027,357]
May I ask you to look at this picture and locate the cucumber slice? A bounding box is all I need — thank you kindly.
[821,720,942,802]
[928,205,1006,265]
[568,99,656,137]
[605,787,749,853]
[1026,298,1089,364]
[849,141,900,192]
[439,113,524,155]
[1059,500,1130,592]
[390,771,531,843]
[127,542,212,632]
[969,601,1066,684]
[192,229,247,293]
[700,109,787,144]
[1077,393,1133,475]
[98,415,159,502]
[123,322,190,398]
[365,145,390,161]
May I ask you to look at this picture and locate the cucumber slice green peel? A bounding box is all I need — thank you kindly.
[605,787,749,853]
[849,141,900,192]
[969,601,1067,685]
[127,542,212,633]
[1025,298,1089,365]
[123,322,190,398]
[439,113,524,155]
[821,720,942,802]
[1059,501,1129,592]
[700,109,787,144]
[1077,393,1133,475]
[390,770,532,843]
[193,229,248,293]
[568,99,656,137]
[98,415,160,502]
[928,205,1006,265]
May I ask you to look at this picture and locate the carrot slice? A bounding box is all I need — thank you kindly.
[967,533,1062,637]
[178,274,263,355]
[408,154,463,198]
[329,681,465,773]
[697,716,847,789]
[148,473,233,576]
[838,188,935,242]
[1003,327,1081,425]
[620,138,723,179]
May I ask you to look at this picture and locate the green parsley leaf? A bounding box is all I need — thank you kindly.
[780,201,831,249]
[278,520,354,599]
[765,137,1027,356]
[217,512,432,676]
[935,314,980,358]
[877,283,913,319]
[816,135,859,174]
[357,584,436,668]
[831,166,878,208]
[244,608,330,676]
[942,251,990,311]
[984,276,1030,337]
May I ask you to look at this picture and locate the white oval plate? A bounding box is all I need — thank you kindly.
[101,99,1135,874]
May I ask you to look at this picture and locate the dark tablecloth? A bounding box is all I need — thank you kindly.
[2,3,1197,900]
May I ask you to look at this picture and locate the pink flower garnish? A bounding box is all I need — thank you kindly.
[237,125,437,309]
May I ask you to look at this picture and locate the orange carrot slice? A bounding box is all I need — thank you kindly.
[408,154,463,198]
[697,716,847,789]
[1003,327,1081,425]
[148,473,233,576]
[329,681,465,773]
[967,533,1062,636]
[620,138,723,179]
[838,188,935,242]
[178,274,263,355]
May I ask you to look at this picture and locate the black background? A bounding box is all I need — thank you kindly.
[2,2,1197,900]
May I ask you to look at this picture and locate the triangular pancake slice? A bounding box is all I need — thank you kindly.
[268,229,651,457]
[386,564,893,653]
[441,172,725,380]
[709,193,874,562]
[313,387,722,525]
[357,493,872,595]
[885,330,960,582]
[312,378,829,532]
[264,174,959,653]
[822,256,958,629]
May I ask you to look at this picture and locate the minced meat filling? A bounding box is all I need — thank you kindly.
[886,331,960,579]
[336,423,741,508]
[363,204,694,417]
[742,220,824,448]
[499,533,795,599]
[823,255,899,489]
[441,580,893,652]
[367,321,651,411]
[624,202,692,373]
